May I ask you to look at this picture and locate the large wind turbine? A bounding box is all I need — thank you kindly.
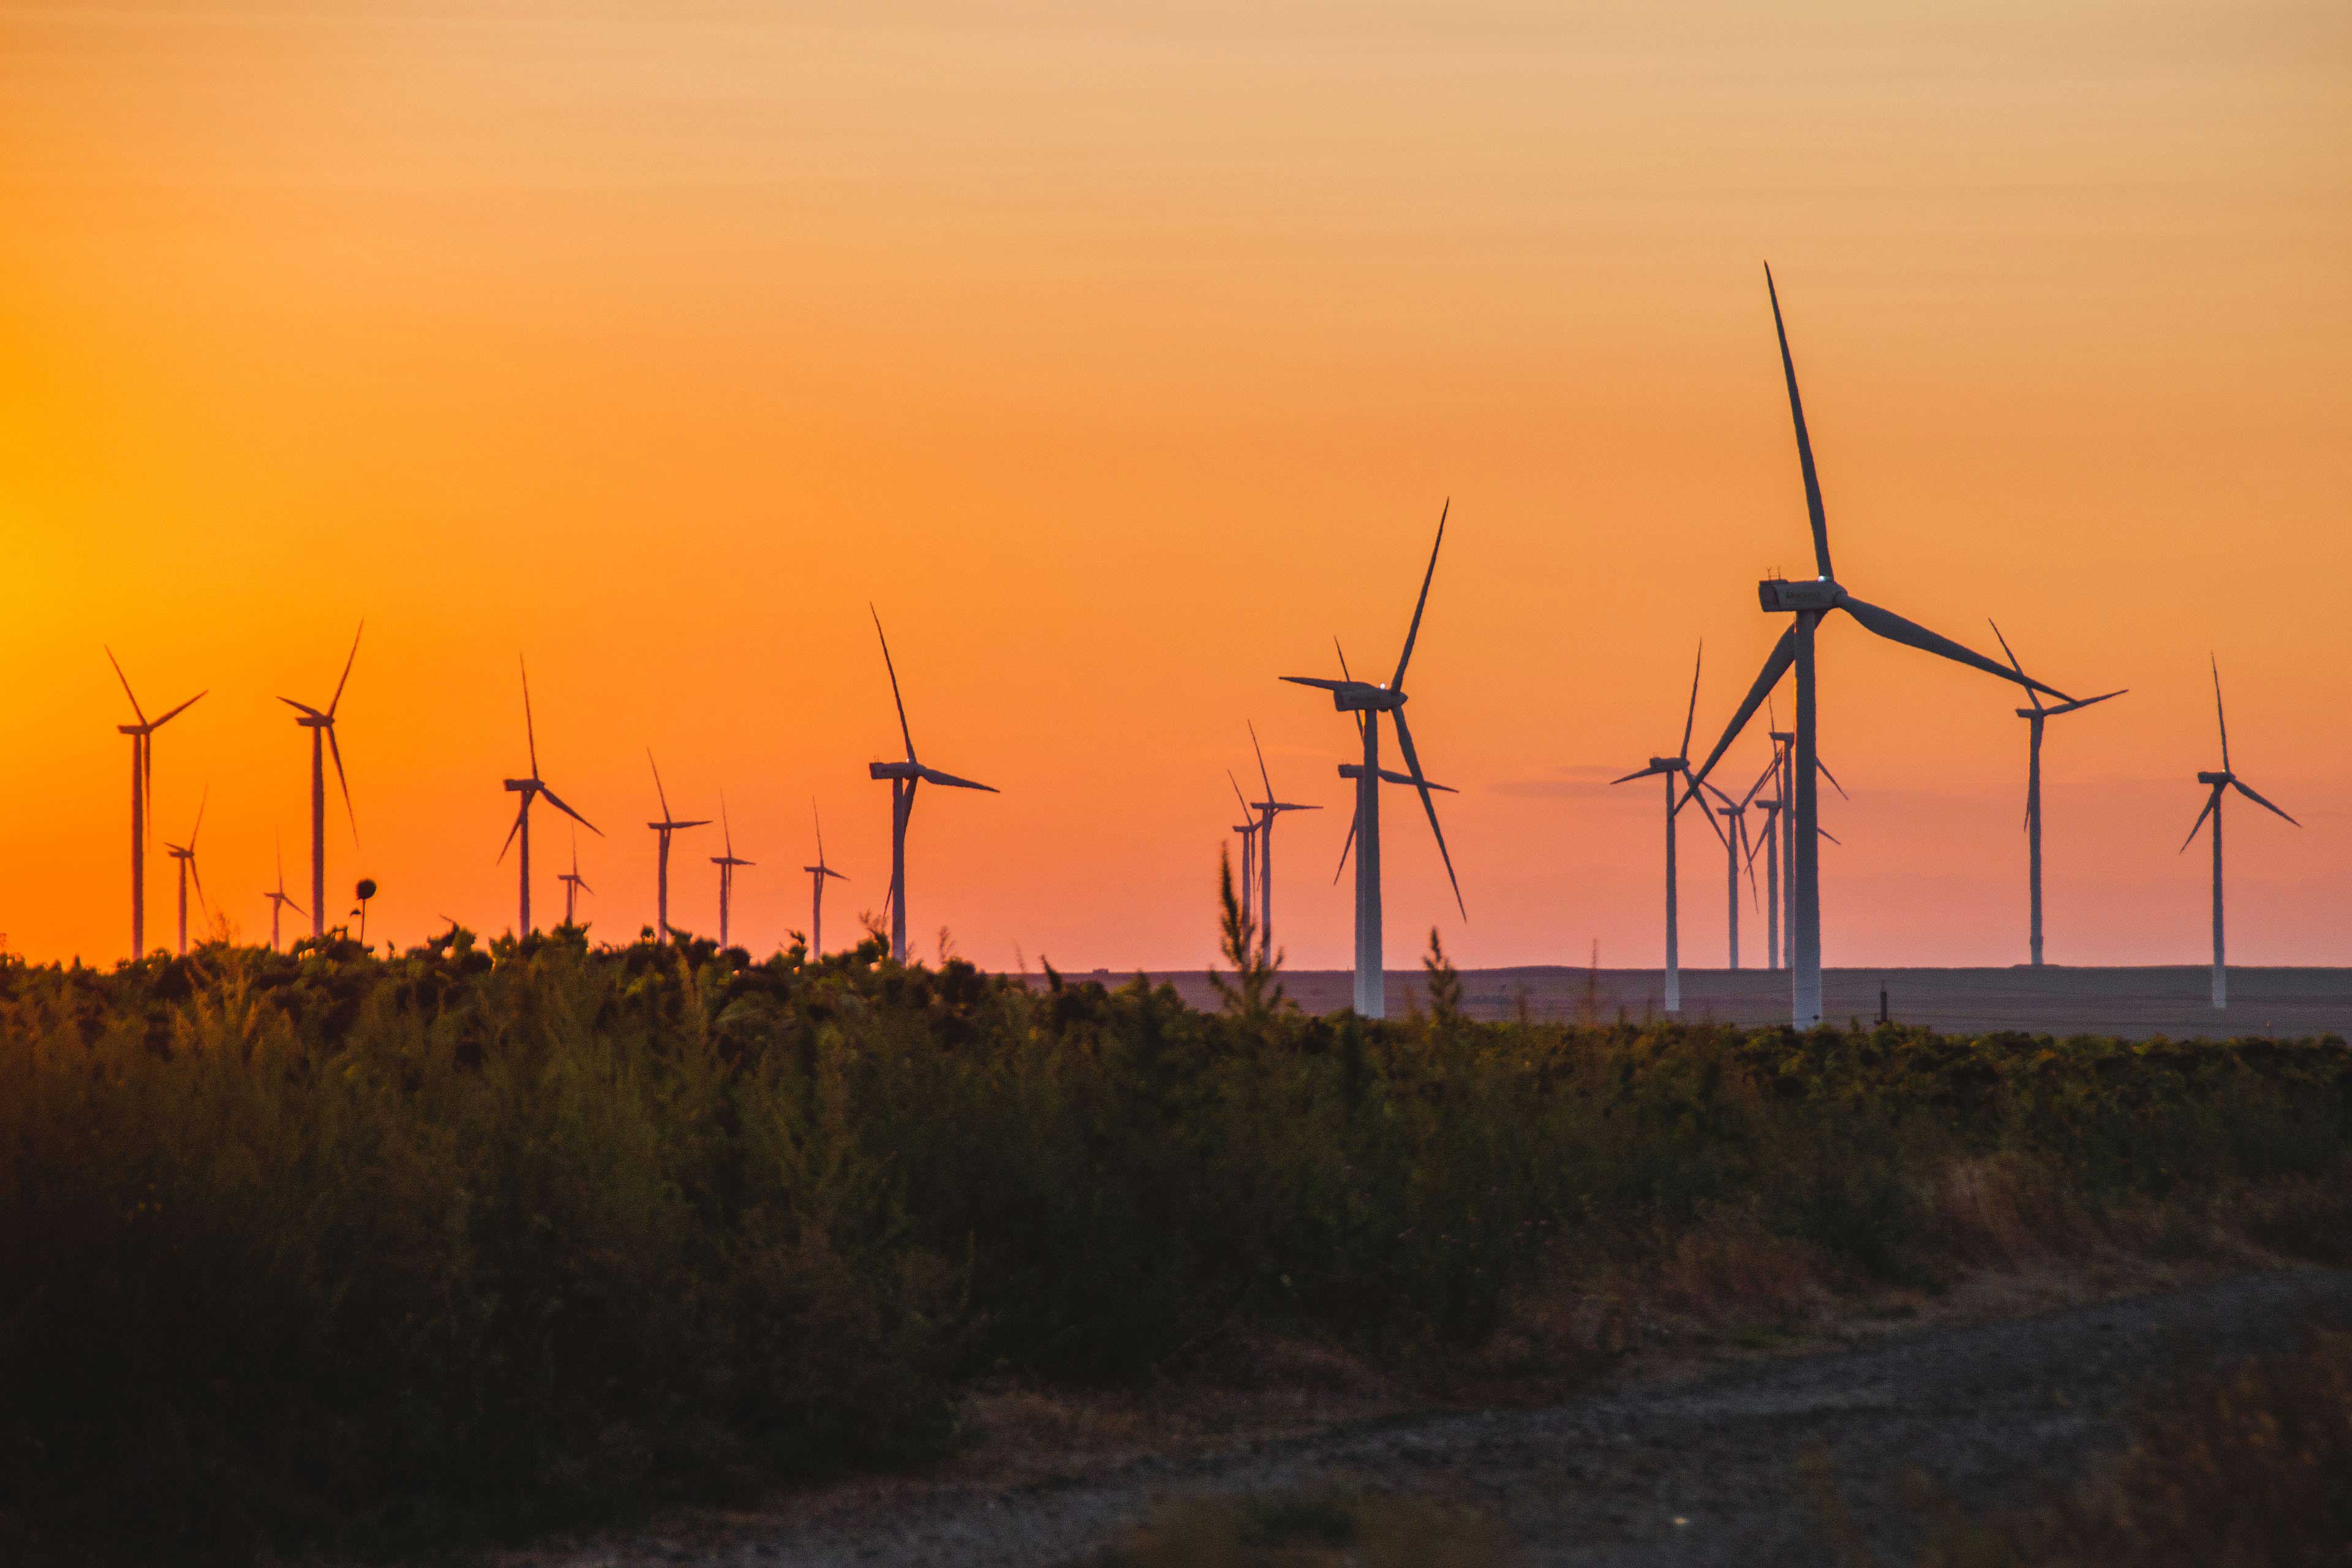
[710,796,754,949]
[1684,267,2072,1026]
[868,608,997,965]
[558,830,592,928]
[279,621,362,941]
[163,788,208,956]
[1245,722,1321,962]
[646,753,709,941]
[105,649,205,957]
[1611,643,1725,1012]
[2182,656,2297,1009]
[802,802,847,957]
[263,838,306,951]
[1989,622,2124,967]
[499,658,600,935]
[1281,505,1464,1020]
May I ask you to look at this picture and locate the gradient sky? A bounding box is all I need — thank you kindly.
[4,1,2348,973]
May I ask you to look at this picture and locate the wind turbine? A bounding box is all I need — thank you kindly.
[1332,636,1458,892]
[1281,504,1464,1020]
[1245,722,1321,962]
[162,788,208,956]
[710,795,755,949]
[263,837,306,951]
[2182,656,2297,1008]
[1749,734,1844,973]
[867,608,997,965]
[105,649,205,957]
[1611,643,1726,1012]
[499,658,600,935]
[278,621,363,941]
[1683,266,2072,1026]
[1989,622,2124,968]
[558,829,592,928]
[1699,775,1763,971]
[646,753,709,941]
[802,802,847,957]
[1227,771,1259,936]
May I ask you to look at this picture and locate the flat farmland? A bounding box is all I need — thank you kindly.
[1058,966,2352,1039]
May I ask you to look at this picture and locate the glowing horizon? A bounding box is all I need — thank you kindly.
[4,1,2348,973]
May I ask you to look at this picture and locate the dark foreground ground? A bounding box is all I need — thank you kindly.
[556,1269,2352,1568]
[1054,966,2352,1039]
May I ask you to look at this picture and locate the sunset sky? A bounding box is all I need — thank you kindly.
[4,1,2348,973]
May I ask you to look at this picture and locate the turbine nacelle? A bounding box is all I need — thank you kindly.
[2196,771,2231,786]
[1758,578,1842,612]
[504,777,539,793]
[870,760,923,780]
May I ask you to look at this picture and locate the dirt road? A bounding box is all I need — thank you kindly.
[563,1268,2348,1567]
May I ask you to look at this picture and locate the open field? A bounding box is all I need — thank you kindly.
[1096,967,2352,1040]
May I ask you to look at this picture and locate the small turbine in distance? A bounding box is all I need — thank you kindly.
[1244,722,1321,963]
[646,753,709,942]
[2181,655,2297,1009]
[278,620,363,942]
[558,828,593,929]
[263,835,306,951]
[500,657,601,936]
[1611,641,1727,1012]
[105,648,205,958]
[802,801,848,958]
[710,794,755,950]
[163,787,209,956]
[867,608,997,965]
[1989,621,2124,968]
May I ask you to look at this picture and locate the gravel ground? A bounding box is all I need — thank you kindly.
[567,1268,2351,1568]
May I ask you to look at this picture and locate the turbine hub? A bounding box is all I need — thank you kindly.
[2197,771,2231,785]
[870,761,921,779]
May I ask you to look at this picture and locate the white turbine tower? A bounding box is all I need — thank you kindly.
[1281,505,1463,1020]
[1989,622,2124,967]
[1244,722,1321,962]
[2181,655,2297,1009]
[1684,266,2072,1027]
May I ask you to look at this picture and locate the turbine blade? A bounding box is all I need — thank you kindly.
[1683,627,1798,809]
[151,690,206,728]
[1815,756,1849,799]
[539,785,601,836]
[1390,499,1447,692]
[1388,708,1464,920]
[824,867,848,881]
[1250,720,1275,801]
[813,797,826,864]
[189,785,208,849]
[2211,654,2230,772]
[277,696,326,719]
[1691,794,1728,850]
[2047,688,2126,717]
[1841,595,2073,702]
[1333,801,1359,884]
[105,646,149,726]
[498,801,527,862]
[1680,639,1702,759]
[327,726,357,844]
[2180,787,2219,852]
[1611,763,1670,785]
[1229,768,1253,819]
[872,605,917,763]
[916,766,997,793]
[1988,619,2043,712]
[647,750,671,819]
[1765,263,1834,581]
[1280,676,1353,693]
[328,619,363,717]
[520,656,539,777]
[189,855,207,913]
[1377,768,1455,792]
[1817,826,1842,846]
[2230,777,2299,827]
[1335,638,1366,741]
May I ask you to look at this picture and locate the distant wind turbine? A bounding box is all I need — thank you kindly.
[105,648,205,957]
[2181,656,2297,1008]
[1683,266,2071,1026]
[646,753,709,941]
[1611,642,1726,1012]
[1226,771,1259,937]
[868,608,997,965]
[558,828,592,927]
[1699,776,1763,971]
[1244,722,1321,962]
[710,795,754,949]
[263,837,306,951]
[163,788,208,956]
[278,621,362,941]
[802,802,847,957]
[1989,622,2124,968]
[1282,504,1464,1020]
[499,658,600,935]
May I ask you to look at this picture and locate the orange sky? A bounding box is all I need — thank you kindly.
[4,1,2348,973]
